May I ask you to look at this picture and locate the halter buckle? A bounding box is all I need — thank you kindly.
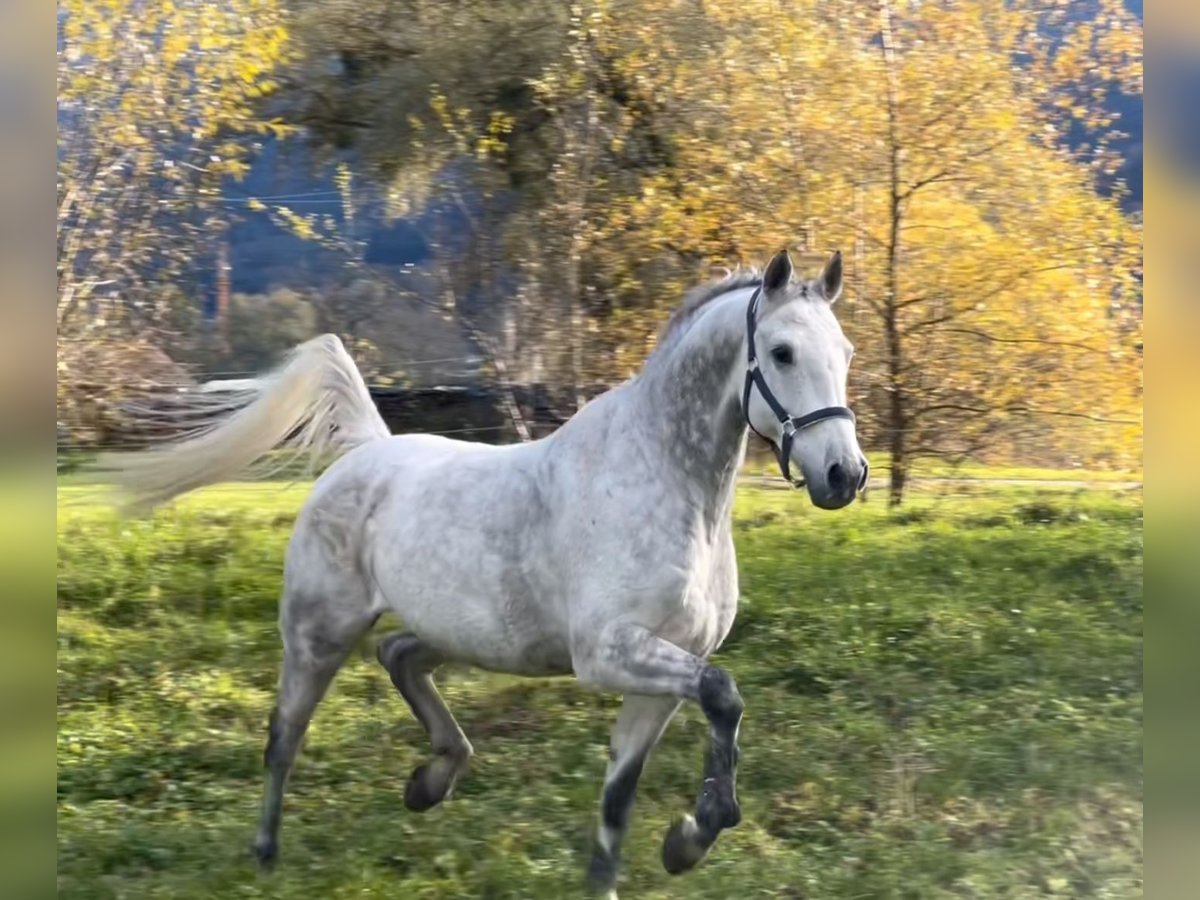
[781,418,797,437]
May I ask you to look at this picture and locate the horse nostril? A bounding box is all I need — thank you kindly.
[857,459,869,492]
[827,462,848,493]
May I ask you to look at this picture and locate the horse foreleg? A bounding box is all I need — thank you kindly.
[377,632,473,811]
[660,664,743,874]
[573,624,744,878]
[588,694,681,897]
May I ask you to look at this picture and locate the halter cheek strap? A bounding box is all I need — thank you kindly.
[741,286,857,488]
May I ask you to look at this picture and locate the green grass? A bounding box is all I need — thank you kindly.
[57,480,1142,898]
[741,449,1142,485]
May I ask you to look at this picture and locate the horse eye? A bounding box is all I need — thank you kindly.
[770,345,794,366]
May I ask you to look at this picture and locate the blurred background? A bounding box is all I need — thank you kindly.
[56,0,1143,504]
[53,3,1145,899]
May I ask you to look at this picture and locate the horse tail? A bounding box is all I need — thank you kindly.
[101,334,390,513]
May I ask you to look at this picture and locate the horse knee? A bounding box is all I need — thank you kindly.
[698,665,743,730]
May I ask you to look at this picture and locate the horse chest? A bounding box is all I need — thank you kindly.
[691,539,740,653]
[652,533,740,657]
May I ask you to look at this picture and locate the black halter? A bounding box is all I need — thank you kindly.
[741,286,857,488]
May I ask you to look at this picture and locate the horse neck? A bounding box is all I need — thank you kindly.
[632,289,751,520]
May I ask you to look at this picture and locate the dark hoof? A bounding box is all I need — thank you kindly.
[251,837,277,871]
[662,815,710,875]
[404,763,445,812]
[404,751,468,812]
[587,847,618,894]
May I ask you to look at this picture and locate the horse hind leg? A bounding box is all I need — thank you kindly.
[588,694,681,898]
[252,592,374,868]
[377,632,473,812]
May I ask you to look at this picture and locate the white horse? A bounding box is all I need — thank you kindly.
[109,249,866,896]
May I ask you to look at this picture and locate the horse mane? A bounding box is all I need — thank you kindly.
[658,270,762,346]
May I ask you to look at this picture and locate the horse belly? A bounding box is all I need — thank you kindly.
[372,522,572,674]
[392,590,572,676]
[487,611,574,675]
[363,440,571,675]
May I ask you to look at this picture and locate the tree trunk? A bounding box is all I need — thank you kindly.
[880,0,908,508]
[884,291,907,506]
[887,386,908,507]
[567,236,586,413]
[564,10,599,413]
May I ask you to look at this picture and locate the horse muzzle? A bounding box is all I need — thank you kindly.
[806,457,868,509]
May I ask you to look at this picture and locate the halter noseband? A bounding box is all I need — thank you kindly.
[741,285,857,488]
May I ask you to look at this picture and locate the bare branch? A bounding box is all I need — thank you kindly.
[900,139,1008,200]
[942,327,1109,355]
[894,293,932,310]
[911,401,1138,427]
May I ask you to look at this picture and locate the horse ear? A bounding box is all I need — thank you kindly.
[762,249,793,295]
[817,250,843,303]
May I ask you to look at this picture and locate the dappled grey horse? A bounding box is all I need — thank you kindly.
[109,249,866,896]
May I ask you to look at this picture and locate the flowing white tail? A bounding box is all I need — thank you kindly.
[103,334,390,513]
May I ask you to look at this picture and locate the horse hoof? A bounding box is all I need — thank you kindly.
[251,837,278,871]
[587,846,619,895]
[404,763,445,812]
[662,814,710,875]
[404,750,468,812]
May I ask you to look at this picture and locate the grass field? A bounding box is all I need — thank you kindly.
[57,478,1143,898]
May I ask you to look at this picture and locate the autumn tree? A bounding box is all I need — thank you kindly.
[266,0,1141,497]
[269,0,686,421]
[859,0,1142,501]
[610,0,1142,503]
[57,0,292,444]
[57,0,291,335]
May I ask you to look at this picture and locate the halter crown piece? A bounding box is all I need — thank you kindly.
[741,285,857,488]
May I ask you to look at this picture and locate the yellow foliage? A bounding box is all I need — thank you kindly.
[58,0,292,334]
[583,0,1142,477]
